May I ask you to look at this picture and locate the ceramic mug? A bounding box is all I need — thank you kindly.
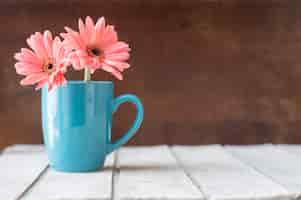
[41,81,143,172]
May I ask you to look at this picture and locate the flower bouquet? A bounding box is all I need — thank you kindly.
[14,16,144,172]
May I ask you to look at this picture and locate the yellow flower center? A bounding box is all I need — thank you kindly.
[43,60,56,74]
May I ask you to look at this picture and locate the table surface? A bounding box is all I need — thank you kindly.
[1,144,301,200]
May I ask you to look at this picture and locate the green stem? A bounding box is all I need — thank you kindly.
[84,67,91,81]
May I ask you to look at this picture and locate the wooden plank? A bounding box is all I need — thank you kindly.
[0,150,48,199]
[22,153,115,200]
[226,145,301,198]
[172,145,290,200]
[277,145,301,157]
[3,144,44,154]
[115,145,204,200]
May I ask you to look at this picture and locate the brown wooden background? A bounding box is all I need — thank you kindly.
[0,0,300,150]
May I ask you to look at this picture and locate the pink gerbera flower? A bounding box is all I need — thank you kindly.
[14,31,69,91]
[61,16,131,80]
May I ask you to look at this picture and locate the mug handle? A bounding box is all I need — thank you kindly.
[106,94,144,154]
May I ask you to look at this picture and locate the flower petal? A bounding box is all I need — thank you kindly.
[15,62,43,75]
[105,52,130,61]
[43,30,53,58]
[104,41,130,54]
[104,60,130,72]
[61,31,84,50]
[85,16,95,39]
[14,52,43,65]
[101,26,118,48]
[93,17,105,45]
[15,62,42,70]
[52,37,65,62]
[65,26,85,48]
[78,18,89,44]
[20,73,48,86]
[102,63,123,80]
[26,32,48,59]
[71,57,83,70]
[35,79,48,90]
[46,71,67,91]
[21,48,36,58]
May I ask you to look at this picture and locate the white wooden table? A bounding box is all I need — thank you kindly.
[1,144,301,200]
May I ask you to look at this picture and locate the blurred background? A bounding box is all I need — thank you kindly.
[0,0,300,150]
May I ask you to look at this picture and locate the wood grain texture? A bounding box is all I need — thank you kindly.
[0,1,301,149]
[172,145,291,200]
[2,144,301,199]
[0,149,48,199]
[23,153,115,200]
[226,145,301,197]
[114,146,204,200]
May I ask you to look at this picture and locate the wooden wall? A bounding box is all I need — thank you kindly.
[0,0,300,149]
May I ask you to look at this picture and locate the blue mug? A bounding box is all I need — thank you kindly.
[41,81,143,172]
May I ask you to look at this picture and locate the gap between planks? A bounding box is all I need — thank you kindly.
[0,146,49,200]
[3,145,300,200]
[1,145,118,200]
[111,149,120,200]
[172,145,291,200]
[168,146,208,200]
[22,153,116,200]
[113,146,205,200]
[112,145,204,200]
[17,165,49,200]
[5,145,204,200]
[223,145,290,193]
[225,144,301,199]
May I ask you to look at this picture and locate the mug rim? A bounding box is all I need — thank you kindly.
[66,80,113,85]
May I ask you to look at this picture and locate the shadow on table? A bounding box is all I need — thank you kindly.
[104,163,241,172]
